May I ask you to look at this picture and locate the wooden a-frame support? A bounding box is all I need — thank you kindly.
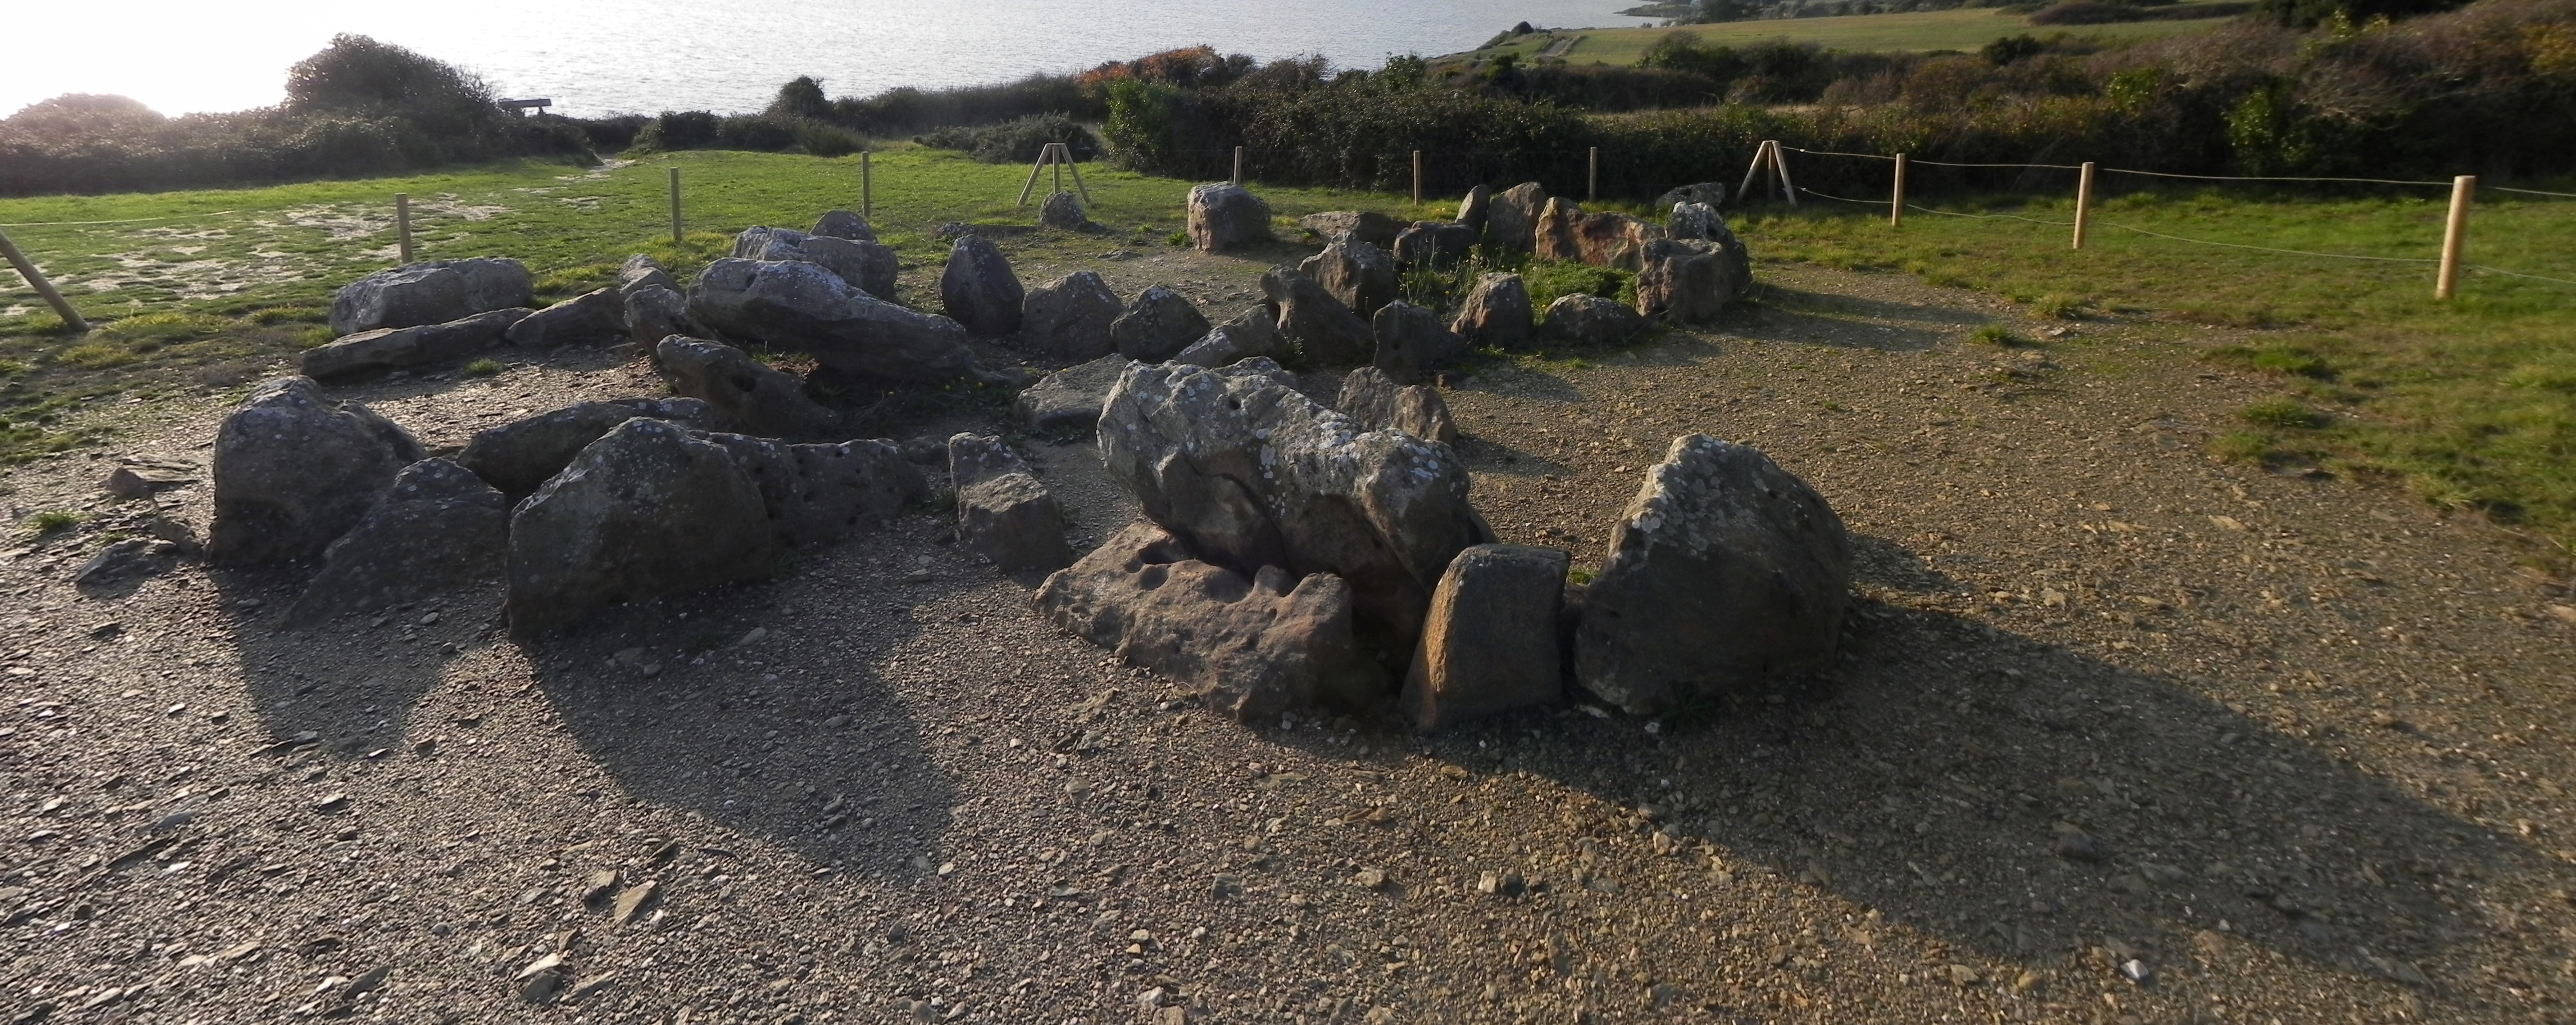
[1017,142,1092,207]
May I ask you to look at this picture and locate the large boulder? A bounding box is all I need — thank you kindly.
[1573,436,1852,715]
[505,419,781,633]
[1173,306,1288,368]
[654,336,839,438]
[947,434,1074,572]
[939,234,1025,337]
[1667,202,1725,243]
[1021,270,1122,361]
[1337,367,1459,447]
[1652,182,1729,211]
[623,285,696,348]
[454,397,716,498]
[1260,267,1373,366]
[1296,211,1402,249]
[1534,198,1585,263]
[688,258,995,384]
[1573,212,1664,272]
[1391,221,1476,267]
[1542,293,1646,347]
[1486,183,1547,254]
[694,433,925,547]
[300,307,527,379]
[1635,236,1752,324]
[1014,355,1131,433]
[505,288,625,348]
[1110,286,1210,362]
[810,210,876,242]
[1455,185,1491,236]
[208,378,424,565]
[1038,191,1093,231]
[1296,239,1398,320]
[1035,523,1382,719]
[735,226,899,301]
[1402,544,1569,730]
[1371,301,1466,385]
[1098,359,1488,649]
[287,458,507,624]
[1450,273,1532,351]
[1186,183,1271,252]
[328,258,532,335]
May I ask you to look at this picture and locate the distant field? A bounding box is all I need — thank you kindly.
[1471,3,2238,61]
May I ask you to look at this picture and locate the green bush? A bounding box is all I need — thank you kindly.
[917,114,1101,164]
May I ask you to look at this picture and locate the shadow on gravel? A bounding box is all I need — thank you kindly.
[1425,597,2558,983]
[215,564,489,758]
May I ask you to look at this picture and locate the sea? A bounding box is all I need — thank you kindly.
[6,0,1658,119]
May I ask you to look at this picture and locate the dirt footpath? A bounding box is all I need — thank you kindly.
[3,257,2573,1025]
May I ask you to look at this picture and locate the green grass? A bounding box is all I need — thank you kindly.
[1749,186,2576,547]
[23,510,80,534]
[1464,2,2238,63]
[1968,322,2027,346]
[2240,395,2328,429]
[463,358,502,377]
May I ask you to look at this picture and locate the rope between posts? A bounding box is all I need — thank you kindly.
[2487,186,2576,199]
[2094,221,2440,264]
[2466,265,2576,287]
[0,211,240,227]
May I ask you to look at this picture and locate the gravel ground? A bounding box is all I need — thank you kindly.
[4,253,2574,1025]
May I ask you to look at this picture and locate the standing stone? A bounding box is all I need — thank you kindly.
[506,419,780,634]
[1667,202,1724,243]
[623,285,696,348]
[505,288,626,347]
[1389,387,1460,447]
[454,397,716,498]
[1391,221,1477,267]
[1015,355,1133,433]
[1021,271,1122,361]
[1035,523,1382,718]
[947,434,1074,572]
[1451,273,1532,351]
[811,209,877,241]
[1260,267,1373,366]
[654,337,839,438]
[1456,184,1492,236]
[1573,435,1852,715]
[689,258,996,384]
[735,226,899,301]
[1371,301,1466,385]
[301,308,528,379]
[1336,367,1459,446]
[1542,293,1646,347]
[940,234,1025,337]
[1186,183,1271,252]
[1296,211,1402,248]
[328,258,532,335]
[1110,286,1211,362]
[1038,191,1092,231]
[1172,306,1287,368]
[1296,239,1398,320]
[1635,236,1751,325]
[1534,198,1585,263]
[209,378,424,565]
[289,458,508,624]
[1486,183,1548,254]
[1403,544,1570,730]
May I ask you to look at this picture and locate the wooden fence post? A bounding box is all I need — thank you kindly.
[1232,146,1244,185]
[395,193,413,263]
[1889,153,1907,228]
[0,229,88,333]
[861,152,872,220]
[668,167,683,246]
[1412,151,1423,207]
[1739,141,1775,207]
[1588,146,1598,203]
[2437,175,2475,300]
[1771,143,1799,207]
[2072,161,2096,250]
[1060,143,1091,204]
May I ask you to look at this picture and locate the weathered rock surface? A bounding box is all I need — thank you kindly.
[1098,359,1488,647]
[1014,355,1131,432]
[1172,306,1287,368]
[289,458,507,623]
[695,433,925,547]
[1110,286,1210,362]
[505,288,625,347]
[654,336,839,438]
[1186,183,1271,252]
[506,419,780,634]
[1486,182,1547,254]
[209,378,425,565]
[618,254,674,295]
[1403,543,1570,730]
[1535,198,1586,263]
[1450,272,1532,351]
[455,397,715,498]
[1038,190,1092,231]
[939,234,1025,337]
[1456,184,1491,236]
[1338,367,1461,447]
[1296,210,1401,249]
[328,258,532,335]
[1635,236,1752,324]
[1020,271,1122,361]
[1667,201,1724,243]
[947,434,1073,572]
[1391,221,1476,267]
[810,209,876,241]
[1035,522,1381,718]
[1653,181,1729,211]
[1573,435,1853,714]
[735,225,899,301]
[73,539,177,589]
[1371,301,1466,385]
[688,258,992,384]
[1542,293,1646,347]
[1296,239,1398,320]
[1260,267,1373,366]
[623,285,696,348]
[301,308,527,379]
[1572,212,1664,271]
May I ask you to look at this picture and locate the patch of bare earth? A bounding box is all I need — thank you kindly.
[2,258,2572,1024]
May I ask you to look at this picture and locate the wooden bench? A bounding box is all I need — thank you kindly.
[498,98,553,117]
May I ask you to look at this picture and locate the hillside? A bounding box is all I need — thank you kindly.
[1461,0,2244,62]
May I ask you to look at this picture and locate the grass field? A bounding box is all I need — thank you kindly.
[1471,2,2237,62]
[1,150,2570,549]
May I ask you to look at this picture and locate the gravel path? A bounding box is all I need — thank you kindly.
[3,257,2572,1024]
